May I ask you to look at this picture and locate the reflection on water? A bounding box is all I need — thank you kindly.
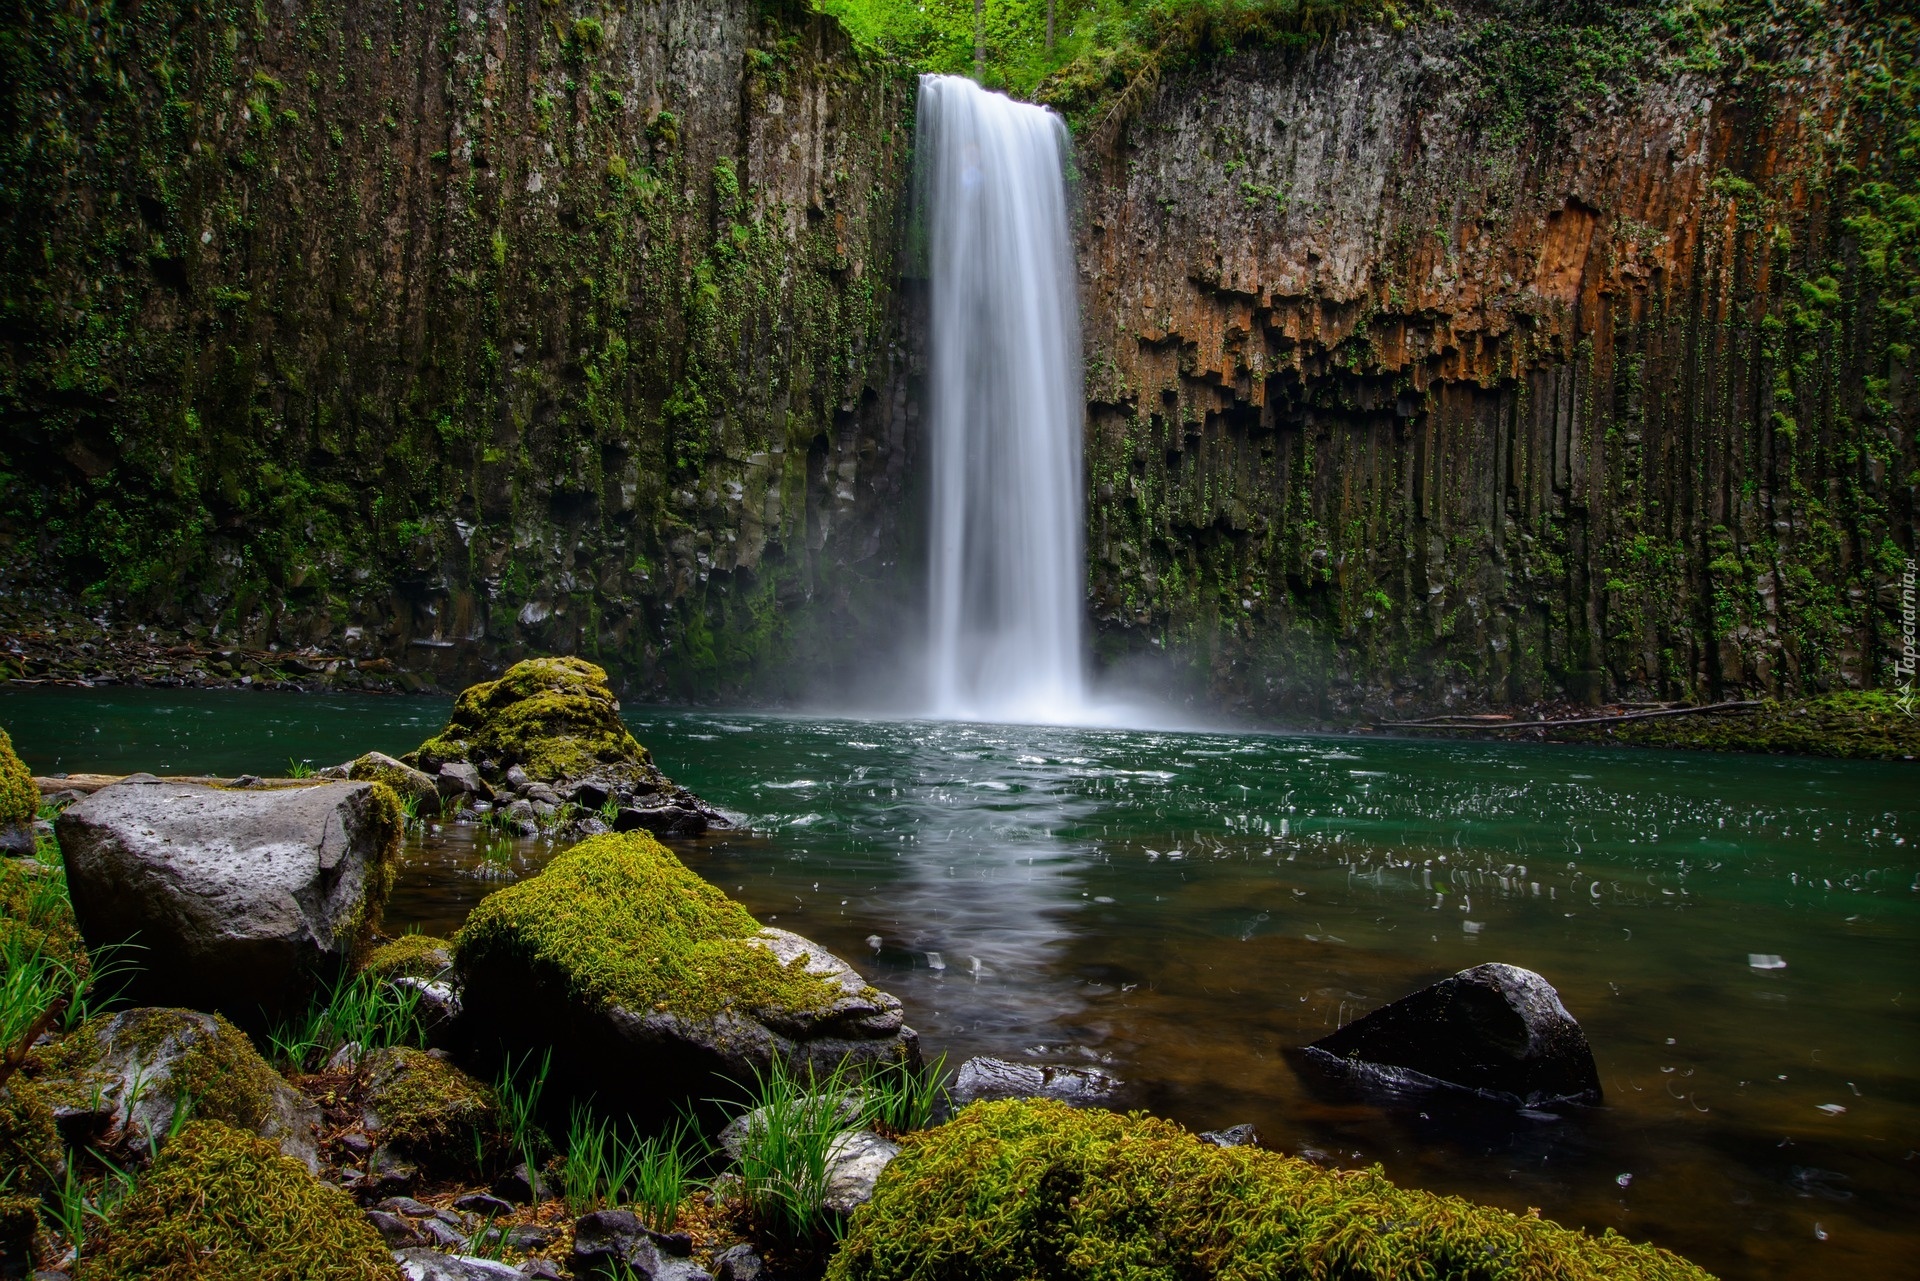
[3,688,1915,1280]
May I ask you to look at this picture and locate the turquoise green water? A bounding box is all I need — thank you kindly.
[4,687,1915,1279]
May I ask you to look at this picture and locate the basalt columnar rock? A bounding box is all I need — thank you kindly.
[55,779,401,1021]
[29,1007,321,1171]
[1301,963,1603,1107]
[404,658,725,838]
[454,832,917,1119]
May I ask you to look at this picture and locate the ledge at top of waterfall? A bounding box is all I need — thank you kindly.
[915,75,1089,728]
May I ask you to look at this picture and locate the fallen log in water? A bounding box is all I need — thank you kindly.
[1376,700,1762,732]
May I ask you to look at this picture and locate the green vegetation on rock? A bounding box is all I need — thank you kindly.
[0,728,33,827]
[79,1119,401,1281]
[358,933,453,982]
[412,657,650,782]
[454,831,847,1022]
[361,1046,495,1163]
[0,1076,60,1192]
[830,1098,1714,1280]
[1570,692,1920,759]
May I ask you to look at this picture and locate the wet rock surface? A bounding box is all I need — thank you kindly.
[1302,962,1602,1107]
[570,1209,710,1281]
[951,1056,1122,1107]
[55,779,398,1019]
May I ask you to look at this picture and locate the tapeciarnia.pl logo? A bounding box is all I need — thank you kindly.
[1898,557,1917,715]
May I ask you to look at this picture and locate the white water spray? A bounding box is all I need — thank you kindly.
[917,74,1087,724]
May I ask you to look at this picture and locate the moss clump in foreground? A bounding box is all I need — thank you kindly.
[0,858,88,982]
[0,1078,61,1192]
[1573,692,1920,759]
[410,656,650,782]
[80,1120,400,1281]
[359,933,453,981]
[0,726,34,827]
[829,1100,1714,1281]
[454,832,848,1022]
[361,1046,495,1163]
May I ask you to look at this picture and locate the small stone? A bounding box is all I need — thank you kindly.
[822,1129,900,1215]
[453,1193,516,1218]
[369,1145,420,1197]
[418,1216,469,1250]
[435,761,494,803]
[392,1249,527,1281]
[366,1209,423,1247]
[519,1260,566,1280]
[376,1196,439,1217]
[492,1161,550,1204]
[506,764,533,791]
[951,1056,1121,1106]
[1199,1123,1260,1148]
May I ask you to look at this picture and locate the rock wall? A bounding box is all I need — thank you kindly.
[0,0,919,699]
[1078,4,1916,716]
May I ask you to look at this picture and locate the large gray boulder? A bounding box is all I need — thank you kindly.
[30,1007,320,1170]
[1301,962,1602,1107]
[56,779,400,1020]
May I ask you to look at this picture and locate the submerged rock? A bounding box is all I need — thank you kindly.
[1302,963,1602,1107]
[31,1007,321,1170]
[950,1056,1121,1107]
[56,779,400,1021]
[455,833,916,1120]
[404,657,724,837]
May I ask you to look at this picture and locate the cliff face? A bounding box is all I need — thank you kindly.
[3,3,1913,717]
[1079,5,1916,716]
[0,0,918,698]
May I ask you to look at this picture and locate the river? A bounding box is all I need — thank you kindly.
[3,685,1914,1279]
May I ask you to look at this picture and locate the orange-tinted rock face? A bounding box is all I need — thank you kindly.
[1076,15,1914,716]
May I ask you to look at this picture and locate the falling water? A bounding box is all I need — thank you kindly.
[917,74,1087,724]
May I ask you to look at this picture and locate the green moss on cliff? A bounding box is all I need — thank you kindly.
[454,831,846,1022]
[829,1099,1714,1281]
[1572,693,1920,759]
[80,1120,401,1281]
[412,656,649,781]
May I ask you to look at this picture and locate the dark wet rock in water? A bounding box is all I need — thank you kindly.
[55,780,399,1021]
[31,1006,320,1170]
[1302,963,1602,1107]
[1199,1123,1260,1148]
[393,1248,526,1281]
[570,1209,709,1280]
[951,1056,1121,1106]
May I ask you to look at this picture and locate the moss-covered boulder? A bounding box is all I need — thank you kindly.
[79,1119,403,1281]
[30,1008,321,1171]
[455,832,916,1119]
[0,725,37,854]
[829,1099,1714,1281]
[361,934,454,982]
[405,657,724,836]
[56,779,400,1021]
[347,751,442,816]
[359,1045,495,1170]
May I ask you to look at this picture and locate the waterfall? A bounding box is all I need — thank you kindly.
[917,74,1087,724]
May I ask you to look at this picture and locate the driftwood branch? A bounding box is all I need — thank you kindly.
[1375,700,1763,733]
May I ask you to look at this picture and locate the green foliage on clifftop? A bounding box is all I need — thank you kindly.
[830,1098,1716,1281]
[80,1120,401,1281]
[454,831,849,1022]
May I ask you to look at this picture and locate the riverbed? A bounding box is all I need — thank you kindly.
[4,685,1914,1279]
